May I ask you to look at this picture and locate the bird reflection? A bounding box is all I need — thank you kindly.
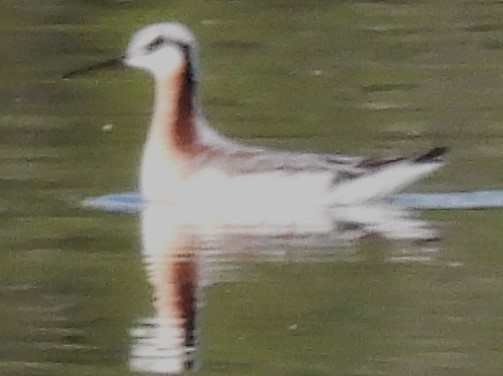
[129,202,439,374]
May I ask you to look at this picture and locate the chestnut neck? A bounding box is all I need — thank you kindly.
[151,63,198,156]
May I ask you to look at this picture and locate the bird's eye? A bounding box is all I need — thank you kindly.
[145,36,165,52]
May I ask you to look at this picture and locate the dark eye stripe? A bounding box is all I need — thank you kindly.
[146,36,165,52]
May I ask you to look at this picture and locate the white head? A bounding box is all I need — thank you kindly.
[124,22,198,79]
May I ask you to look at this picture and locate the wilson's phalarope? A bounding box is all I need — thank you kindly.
[65,22,446,206]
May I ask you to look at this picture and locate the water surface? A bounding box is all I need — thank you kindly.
[1,1,503,375]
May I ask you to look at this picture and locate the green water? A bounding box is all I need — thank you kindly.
[1,1,503,375]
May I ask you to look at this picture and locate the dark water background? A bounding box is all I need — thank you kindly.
[1,1,503,375]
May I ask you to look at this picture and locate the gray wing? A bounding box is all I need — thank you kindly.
[191,144,364,177]
[190,143,446,184]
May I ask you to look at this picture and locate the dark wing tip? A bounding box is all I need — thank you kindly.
[357,146,448,170]
[413,146,448,163]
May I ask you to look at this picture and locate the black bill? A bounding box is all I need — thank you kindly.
[63,56,124,79]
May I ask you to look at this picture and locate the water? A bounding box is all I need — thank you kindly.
[2,1,503,375]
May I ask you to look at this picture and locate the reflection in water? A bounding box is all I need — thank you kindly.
[130,250,198,374]
[130,208,200,374]
[128,202,439,374]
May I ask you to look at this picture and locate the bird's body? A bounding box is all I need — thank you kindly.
[141,108,443,207]
[68,22,446,207]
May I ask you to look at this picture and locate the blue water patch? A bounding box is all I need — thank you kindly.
[82,190,503,213]
[393,190,503,209]
[83,192,141,213]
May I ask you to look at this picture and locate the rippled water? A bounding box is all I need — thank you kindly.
[2,1,503,375]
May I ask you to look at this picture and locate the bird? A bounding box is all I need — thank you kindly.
[65,22,446,207]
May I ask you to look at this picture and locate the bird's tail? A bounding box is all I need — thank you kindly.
[327,147,447,206]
